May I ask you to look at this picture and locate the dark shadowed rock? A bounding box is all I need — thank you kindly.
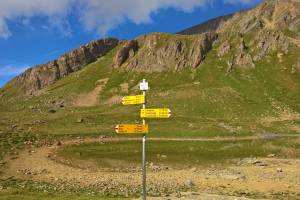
[48,109,56,114]
[178,14,234,35]
[76,118,83,123]
[113,40,139,67]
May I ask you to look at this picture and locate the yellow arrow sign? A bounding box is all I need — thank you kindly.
[115,124,149,134]
[122,95,145,105]
[140,108,172,118]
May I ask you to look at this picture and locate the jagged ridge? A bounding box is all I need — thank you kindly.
[178,14,234,35]
[6,38,119,95]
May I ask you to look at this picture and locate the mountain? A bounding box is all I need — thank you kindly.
[177,13,234,35]
[3,38,119,95]
[0,0,299,139]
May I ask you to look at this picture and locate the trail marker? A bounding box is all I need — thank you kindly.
[139,80,149,91]
[122,95,145,105]
[140,108,172,118]
[115,124,148,134]
[115,79,171,200]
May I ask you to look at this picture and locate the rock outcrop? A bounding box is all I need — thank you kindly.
[253,30,290,61]
[113,32,218,72]
[214,0,299,70]
[7,38,119,95]
[219,0,300,35]
[113,40,139,67]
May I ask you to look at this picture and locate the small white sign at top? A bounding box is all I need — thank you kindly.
[139,79,149,91]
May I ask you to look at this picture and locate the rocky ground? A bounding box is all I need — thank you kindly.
[1,136,300,199]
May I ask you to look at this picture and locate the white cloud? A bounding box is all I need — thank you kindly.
[0,18,12,39]
[0,65,30,76]
[0,0,71,39]
[0,0,259,39]
[77,0,211,35]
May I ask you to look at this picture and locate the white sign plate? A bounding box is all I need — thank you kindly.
[139,80,149,91]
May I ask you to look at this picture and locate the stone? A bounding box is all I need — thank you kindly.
[48,109,56,113]
[0,161,6,165]
[190,167,197,172]
[186,180,194,188]
[11,124,18,128]
[29,105,35,110]
[267,154,276,158]
[277,168,283,173]
[76,118,83,123]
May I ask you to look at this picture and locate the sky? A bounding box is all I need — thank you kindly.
[0,0,262,87]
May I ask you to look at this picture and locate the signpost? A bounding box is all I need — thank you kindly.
[140,108,172,118]
[140,79,147,200]
[122,95,145,105]
[115,79,171,200]
[115,124,148,134]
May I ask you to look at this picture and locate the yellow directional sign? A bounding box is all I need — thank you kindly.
[122,95,145,105]
[140,108,172,118]
[115,124,149,134]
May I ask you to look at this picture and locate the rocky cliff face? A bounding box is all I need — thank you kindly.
[7,38,119,95]
[214,0,300,71]
[113,32,218,72]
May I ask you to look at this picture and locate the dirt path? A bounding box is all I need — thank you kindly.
[74,78,108,107]
[57,133,300,145]
[2,135,300,199]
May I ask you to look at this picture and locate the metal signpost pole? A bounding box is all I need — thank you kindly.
[117,78,170,200]
[142,82,147,200]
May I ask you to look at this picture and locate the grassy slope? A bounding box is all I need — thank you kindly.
[0,39,300,140]
[0,190,124,200]
[58,137,300,168]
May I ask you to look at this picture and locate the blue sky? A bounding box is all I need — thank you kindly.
[0,0,262,87]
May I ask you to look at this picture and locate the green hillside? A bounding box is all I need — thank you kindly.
[1,38,299,140]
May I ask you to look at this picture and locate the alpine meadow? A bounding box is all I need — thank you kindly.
[0,0,300,199]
